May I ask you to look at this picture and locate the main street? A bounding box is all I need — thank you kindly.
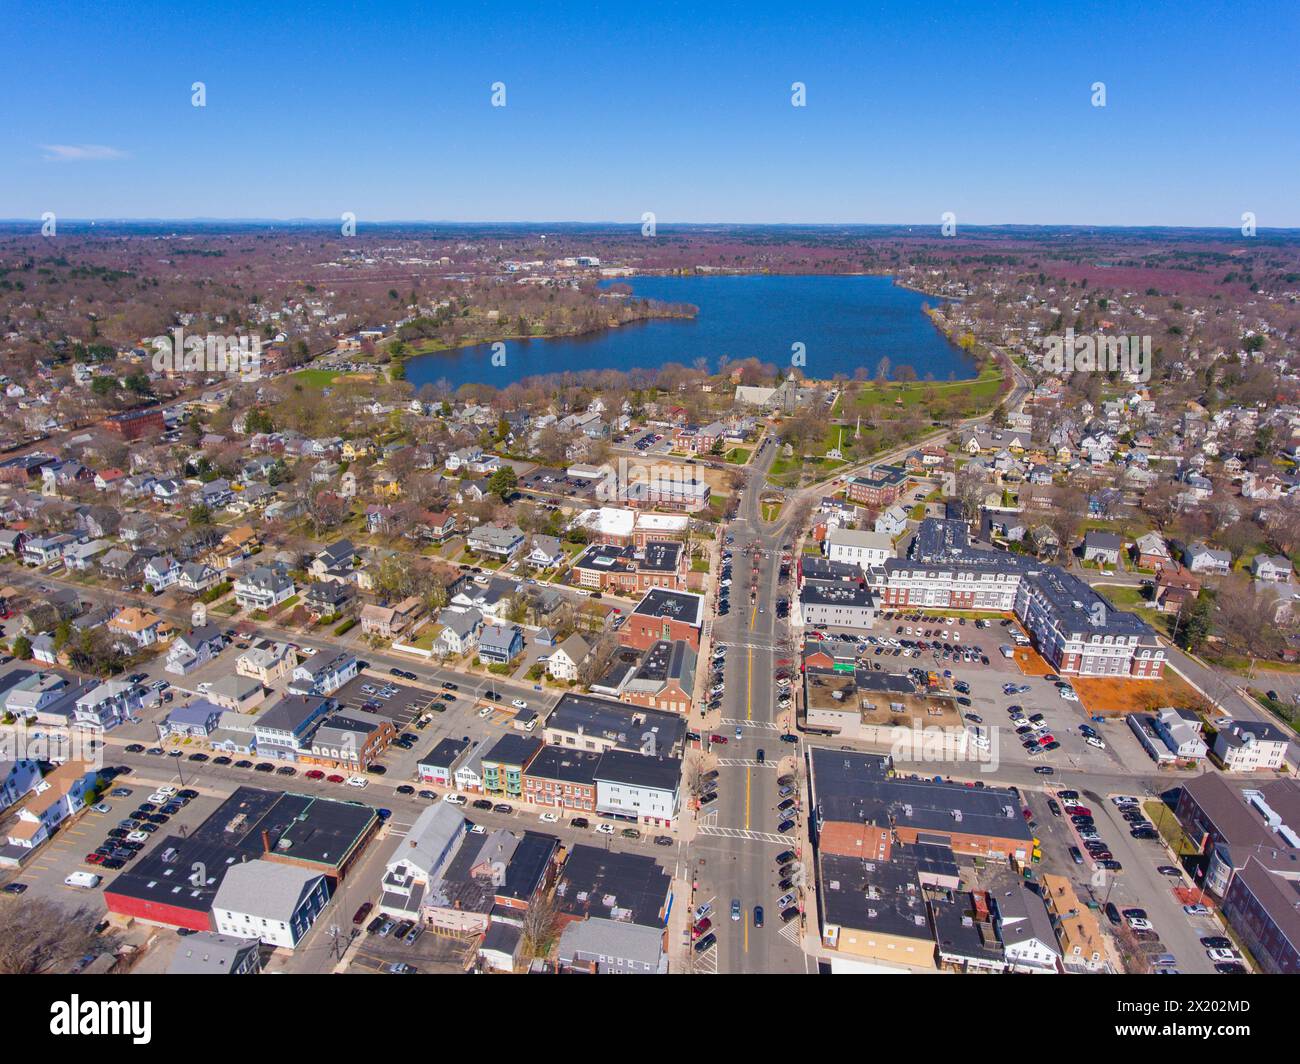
[691,439,810,973]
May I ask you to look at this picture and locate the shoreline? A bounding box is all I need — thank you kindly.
[393,271,981,390]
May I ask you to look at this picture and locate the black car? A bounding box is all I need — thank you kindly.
[370,765,387,776]
[780,907,799,923]
[1,883,28,895]
[1214,962,1247,974]
[124,744,145,753]
[779,733,798,744]
[396,785,415,795]
[694,932,717,953]
[418,790,438,800]
[492,803,513,814]
[571,818,590,829]
[653,835,673,846]
[1157,866,1183,878]
[212,756,232,766]
[254,762,276,773]
[101,858,125,870]
[276,766,296,777]
[187,753,209,762]
[776,850,796,865]
[777,819,796,833]
[699,792,718,805]
[1033,766,1055,775]
[472,799,493,810]
[1200,936,1233,950]
[441,681,458,691]
[234,760,253,769]
[389,667,405,677]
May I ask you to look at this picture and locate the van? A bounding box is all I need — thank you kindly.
[65,871,102,889]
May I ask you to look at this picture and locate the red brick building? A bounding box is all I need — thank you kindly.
[102,407,165,441]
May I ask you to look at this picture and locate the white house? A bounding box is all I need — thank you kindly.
[824,528,893,568]
[143,553,181,590]
[547,634,591,682]
[211,860,329,950]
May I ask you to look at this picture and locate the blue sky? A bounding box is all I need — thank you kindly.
[4,0,1297,225]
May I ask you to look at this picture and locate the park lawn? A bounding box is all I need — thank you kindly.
[844,367,1004,413]
[724,447,752,465]
[762,501,783,522]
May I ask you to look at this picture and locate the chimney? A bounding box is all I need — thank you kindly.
[261,830,272,853]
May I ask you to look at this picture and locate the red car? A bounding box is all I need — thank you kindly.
[84,852,104,865]
[352,901,373,925]
[327,774,346,784]
[304,769,326,780]
[1064,805,1092,817]
[708,734,729,745]
[1038,734,1055,746]
[693,917,712,938]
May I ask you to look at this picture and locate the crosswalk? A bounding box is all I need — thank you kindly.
[719,718,782,731]
[698,825,793,846]
[778,920,802,947]
[714,758,776,768]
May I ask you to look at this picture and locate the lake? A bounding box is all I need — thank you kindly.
[402,273,974,391]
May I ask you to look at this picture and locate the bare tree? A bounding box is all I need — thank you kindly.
[0,896,103,975]
[520,894,562,962]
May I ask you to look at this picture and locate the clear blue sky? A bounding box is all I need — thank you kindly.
[4,0,1297,225]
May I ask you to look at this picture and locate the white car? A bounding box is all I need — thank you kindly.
[197,682,213,693]
[477,706,492,718]
[511,699,528,710]
[346,776,369,789]
[156,785,178,796]
[595,823,615,835]
[1207,947,1239,962]
[539,812,559,823]
[1085,736,1106,749]
[443,793,467,805]
[300,646,318,656]
[1183,904,1212,917]
[1112,795,1141,806]
[1127,917,1154,932]
[1059,689,1079,702]
[470,824,486,835]
[126,831,149,843]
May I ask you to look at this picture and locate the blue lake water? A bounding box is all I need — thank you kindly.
[403,273,974,390]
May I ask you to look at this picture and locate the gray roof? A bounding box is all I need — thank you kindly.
[167,932,260,974]
[396,802,466,878]
[558,916,666,969]
[212,859,324,921]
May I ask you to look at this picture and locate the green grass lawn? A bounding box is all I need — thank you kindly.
[289,368,342,390]
[1096,584,1152,611]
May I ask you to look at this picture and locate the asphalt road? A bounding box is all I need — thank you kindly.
[692,439,809,974]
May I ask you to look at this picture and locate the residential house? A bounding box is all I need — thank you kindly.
[236,640,295,685]
[478,623,524,665]
[212,860,329,951]
[288,650,358,697]
[547,633,592,683]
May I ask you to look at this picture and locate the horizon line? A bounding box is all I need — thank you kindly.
[0,218,1295,234]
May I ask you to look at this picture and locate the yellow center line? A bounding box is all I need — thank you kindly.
[745,647,753,832]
